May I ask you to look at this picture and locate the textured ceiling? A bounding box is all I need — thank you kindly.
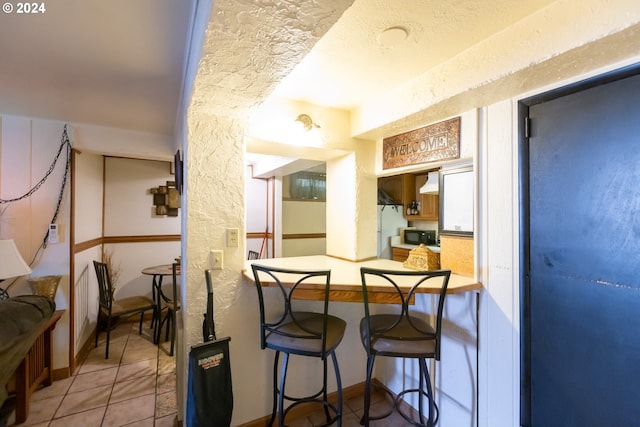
[0,0,558,139]
[272,0,556,110]
[0,0,194,136]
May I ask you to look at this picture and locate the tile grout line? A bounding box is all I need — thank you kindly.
[4,322,174,426]
[99,324,131,426]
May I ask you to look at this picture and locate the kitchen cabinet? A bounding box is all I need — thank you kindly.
[378,175,410,206]
[417,193,439,221]
[392,247,410,262]
[405,173,439,221]
[378,173,439,221]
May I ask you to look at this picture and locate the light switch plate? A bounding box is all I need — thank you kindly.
[210,250,224,270]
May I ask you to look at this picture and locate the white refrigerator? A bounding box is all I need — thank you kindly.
[377,204,407,259]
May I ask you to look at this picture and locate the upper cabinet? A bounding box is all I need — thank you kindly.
[377,174,407,206]
[412,174,439,222]
[378,173,439,222]
[407,173,438,222]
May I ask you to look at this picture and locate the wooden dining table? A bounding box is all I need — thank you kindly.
[142,264,179,343]
[243,255,481,304]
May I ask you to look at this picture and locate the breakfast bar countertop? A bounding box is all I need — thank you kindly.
[243,255,482,304]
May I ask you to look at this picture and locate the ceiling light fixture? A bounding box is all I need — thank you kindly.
[295,114,320,131]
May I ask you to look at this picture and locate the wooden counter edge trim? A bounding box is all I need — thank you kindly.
[244,271,482,303]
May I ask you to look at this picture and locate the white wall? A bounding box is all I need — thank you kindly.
[74,152,103,243]
[73,245,102,355]
[72,151,104,354]
[282,200,326,257]
[104,157,180,236]
[102,157,180,302]
[0,115,71,369]
[245,166,269,258]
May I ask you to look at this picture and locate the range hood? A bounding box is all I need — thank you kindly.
[419,171,439,194]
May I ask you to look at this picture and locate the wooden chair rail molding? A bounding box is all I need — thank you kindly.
[282,233,326,240]
[73,235,180,254]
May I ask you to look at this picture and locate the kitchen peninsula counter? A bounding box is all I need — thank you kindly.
[243,255,481,304]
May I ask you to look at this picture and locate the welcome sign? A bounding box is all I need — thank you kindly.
[382,116,460,169]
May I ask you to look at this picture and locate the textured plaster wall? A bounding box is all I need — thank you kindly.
[184,2,355,423]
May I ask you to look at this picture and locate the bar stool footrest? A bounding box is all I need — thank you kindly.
[396,388,439,427]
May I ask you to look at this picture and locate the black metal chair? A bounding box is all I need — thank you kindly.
[93,261,156,359]
[359,267,451,427]
[248,250,259,260]
[251,263,346,426]
[157,262,180,356]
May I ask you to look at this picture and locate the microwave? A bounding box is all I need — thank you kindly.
[404,229,436,246]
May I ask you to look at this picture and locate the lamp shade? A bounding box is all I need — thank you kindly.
[0,239,32,280]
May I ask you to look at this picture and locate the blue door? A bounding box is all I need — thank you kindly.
[522,69,640,426]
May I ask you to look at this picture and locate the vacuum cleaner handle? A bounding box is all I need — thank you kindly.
[203,270,216,342]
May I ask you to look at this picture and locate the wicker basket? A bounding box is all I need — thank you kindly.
[28,275,62,300]
[403,244,441,271]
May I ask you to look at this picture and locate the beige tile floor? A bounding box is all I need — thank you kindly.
[2,320,177,427]
[289,388,430,427]
[2,320,433,427]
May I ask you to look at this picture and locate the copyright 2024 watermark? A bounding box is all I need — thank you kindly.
[3,2,47,13]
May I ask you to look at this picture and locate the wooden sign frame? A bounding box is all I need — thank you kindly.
[382,116,460,169]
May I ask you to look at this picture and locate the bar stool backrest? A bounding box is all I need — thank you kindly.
[360,267,451,360]
[251,263,332,358]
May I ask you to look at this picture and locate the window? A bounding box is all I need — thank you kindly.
[288,171,326,201]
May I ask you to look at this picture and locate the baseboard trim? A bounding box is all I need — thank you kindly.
[239,382,365,427]
[52,367,70,381]
[73,325,98,373]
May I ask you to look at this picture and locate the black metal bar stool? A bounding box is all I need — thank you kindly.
[251,263,346,427]
[359,267,451,427]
